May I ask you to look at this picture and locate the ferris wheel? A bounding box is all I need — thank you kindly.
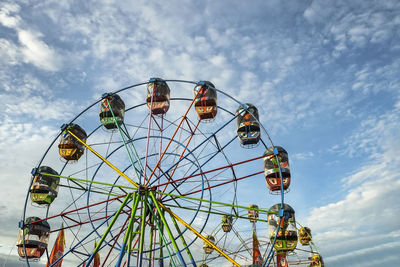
[17,79,323,267]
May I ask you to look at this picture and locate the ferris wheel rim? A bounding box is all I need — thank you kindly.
[20,78,287,267]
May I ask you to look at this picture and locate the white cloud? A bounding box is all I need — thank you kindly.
[0,2,62,71]
[18,29,61,71]
[0,2,21,28]
[292,151,315,161]
[0,38,20,65]
[325,238,400,266]
[3,94,73,120]
[0,117,59,244]
[304,0,400,55]
[306,99,400,265]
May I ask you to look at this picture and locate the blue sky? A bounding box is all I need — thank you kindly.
[0,0,399,266]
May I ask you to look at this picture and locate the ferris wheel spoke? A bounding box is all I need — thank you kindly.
[86,218,130,266]
[112,192,139,266]
[142,112,156,184]
[67,226,90,257]
[163,204,230,220]
[148,191,187,267]
[59,185,88,215]
[154,195,240,267]
[231,227,252,257]
[148,114,239,191]
[51,171,134,197]
[146,156,186,198]
[124,122,159,132]
[141,160,187,210]
[120,119,148,174]
[28,194,129,235]
[211,135,239,205]
[123,111,151,139]
[145,93,200,186]
[160,191,272,224]
[148,156,201,204]
[183,169,264,197]
[147,147,202,190]
[156,112,193,135]
[163,201,257,223]
[67,129,139,188]
[169,213,197,266]
[86,193,132,266]
[186,135,237,177]
[160,119,201,194]
[160,168,186,201]
[145,206,177,267]
[48,196,130,267]
[104,99,145,182]
[137,194,149,265]
[159,153,264,200]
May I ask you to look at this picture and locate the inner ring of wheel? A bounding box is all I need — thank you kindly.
[86,135,212,256]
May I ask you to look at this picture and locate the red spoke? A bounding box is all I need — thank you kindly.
[154,154,265,189]
[27,194,128,225]
[144,90,200,185]
[168,119,200,179]
[181,170,264,198]
[62,214,81,225]
[51,208,131,233]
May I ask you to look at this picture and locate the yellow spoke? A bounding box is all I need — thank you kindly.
[67,129,139,188]
[156,198,240,267]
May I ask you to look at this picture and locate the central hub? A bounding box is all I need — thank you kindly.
[138,185,148,195]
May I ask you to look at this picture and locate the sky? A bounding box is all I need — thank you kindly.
[0,0,400,266]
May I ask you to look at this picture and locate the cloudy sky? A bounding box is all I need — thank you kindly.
[1,0,400,266]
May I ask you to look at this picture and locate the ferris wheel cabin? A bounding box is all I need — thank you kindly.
[299,226,312,246]
[263,146,291,192]
[29,166,59,205]
[17,217,50,260]
[146,78,170,115]
[248,204,259,222]
[58,123,87,161]
[310,253,325,267]
[203,235,216,254]
[194,81,218,121]
[236,104,261,147]
[221,214,233,232]
[99,93,125,129]
[268,203,297,253]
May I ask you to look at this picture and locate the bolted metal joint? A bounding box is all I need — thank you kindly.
[102,92,112,99]
[31,167,38,176]
[279,208,284,217]
[60,123,68,131]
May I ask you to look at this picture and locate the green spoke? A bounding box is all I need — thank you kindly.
[170,215,195,265]
[149,191,187,267]
[157,191,276,215]
[40,172,136,191]
[86,193,132,266]
[146,200,177,267]
[107,98,145,182]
